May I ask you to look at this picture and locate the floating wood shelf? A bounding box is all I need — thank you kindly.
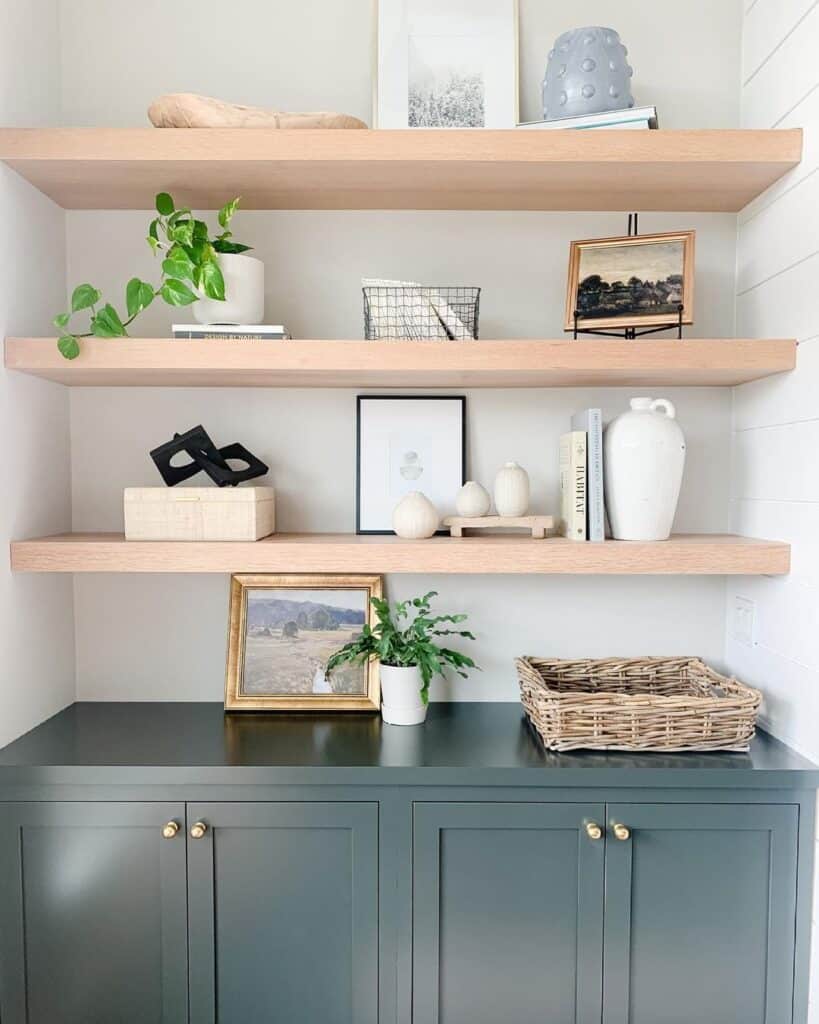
[0,128,802,211]
[10,533,791,576]
[4,338,797,388]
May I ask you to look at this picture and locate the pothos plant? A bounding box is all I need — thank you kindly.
[54,192,251,359]
[326,591,478,704]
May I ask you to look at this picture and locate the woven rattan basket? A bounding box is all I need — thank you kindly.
[516,656,762,753]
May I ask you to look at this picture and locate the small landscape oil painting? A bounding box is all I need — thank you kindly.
[566,231,695,331]
[225,575,382,711]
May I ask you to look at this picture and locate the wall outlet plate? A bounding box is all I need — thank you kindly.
[732,596,756,646]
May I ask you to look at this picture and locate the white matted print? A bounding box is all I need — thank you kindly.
[357,396,465,532]
[376,0,519,128]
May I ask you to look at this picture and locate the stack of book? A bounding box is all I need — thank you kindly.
[172,324,290,340]
[517,105,658,131]
[560,408,604,542]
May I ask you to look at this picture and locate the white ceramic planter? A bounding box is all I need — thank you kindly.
[392,491,439,538]
[604,397,686,541]
[455,480,491,518]
[193,253,265,325]
[380,664,427,725]
[494,462,530,516]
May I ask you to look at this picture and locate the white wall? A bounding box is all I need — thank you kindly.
[0,0,75,746]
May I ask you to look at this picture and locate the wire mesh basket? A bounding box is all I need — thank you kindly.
[363,286,481,340]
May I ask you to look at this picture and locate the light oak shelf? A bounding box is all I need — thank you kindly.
[0,128,802,211]
[10,533,791,576]
[4,338,797,388]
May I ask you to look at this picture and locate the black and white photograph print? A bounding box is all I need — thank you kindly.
[565,231,696,331]
[357,395,466,533]
[376,0,518,128]
[225,575,382,711]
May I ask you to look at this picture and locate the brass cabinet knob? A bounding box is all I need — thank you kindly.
[162,821,180,839]
[190,821,208,839]
[585,822,603,841]
[612,823,631,841]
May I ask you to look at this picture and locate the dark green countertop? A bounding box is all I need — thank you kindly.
[0,702,815,789]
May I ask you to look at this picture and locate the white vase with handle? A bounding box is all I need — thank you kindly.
[604,397,686,541]
[380,664,427,725]
[193,252,265,325]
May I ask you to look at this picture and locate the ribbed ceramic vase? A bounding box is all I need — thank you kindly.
[494,462,530,517]
[542,26,635,120]
[603,397,686,541]
[392,491,439,538]
[455,481,491,518]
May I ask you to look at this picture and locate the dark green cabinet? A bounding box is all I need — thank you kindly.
[0,802,188,1024]
[186,802,379,1024]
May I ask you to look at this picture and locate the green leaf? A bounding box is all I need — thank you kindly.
[162,252,195,282]
[71,283,101,312]
[218,196,240,228]
[53,312,70,329]
[57,334,80,359]
[147,234,160,253]
[160,279,199,306]
[169,221,194,247]
[155,192,174,216]
[91,303,127,337]
[167,207,191,226]
[200,259,225,301]
[192,219,209,241]
[126,277,155,318]
[148,218,160,241]
[213,239,252,255]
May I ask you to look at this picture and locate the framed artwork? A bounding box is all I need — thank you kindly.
[357,395,466,534]
[225,574,383,711]
[565,231,696,332]
[375,0,519,128]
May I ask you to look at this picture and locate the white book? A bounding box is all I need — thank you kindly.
[172,323,287,339]
[571,409,604,542]
[517,105,658,130]
[559,431,587,541]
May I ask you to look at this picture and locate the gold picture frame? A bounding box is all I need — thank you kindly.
[565,230,695,332]
[225,574,383,712]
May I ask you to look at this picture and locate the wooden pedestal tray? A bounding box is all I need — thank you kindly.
[443,515,555,539]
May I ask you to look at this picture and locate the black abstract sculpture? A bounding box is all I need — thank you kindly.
[150,425,268,488]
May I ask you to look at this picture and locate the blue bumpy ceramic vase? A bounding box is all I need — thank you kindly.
[541,26,634,120]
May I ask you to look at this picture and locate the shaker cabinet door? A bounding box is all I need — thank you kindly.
[603,803,799,1024]
[186,801,378,1024]
[0,801,188,1024]
[412,801,606,1024]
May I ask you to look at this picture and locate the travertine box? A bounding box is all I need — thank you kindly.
[124,487,275,541]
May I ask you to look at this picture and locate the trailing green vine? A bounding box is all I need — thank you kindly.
[54,192,251,359]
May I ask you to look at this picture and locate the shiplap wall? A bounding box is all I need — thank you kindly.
[728,2,819,1018]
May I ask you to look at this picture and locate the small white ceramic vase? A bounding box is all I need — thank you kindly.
[193,253,265,325]
[493,462,530,517]
[392,491,439,538]
[380,664,426,725]
[604,397,686,541]
[455,481,490,518]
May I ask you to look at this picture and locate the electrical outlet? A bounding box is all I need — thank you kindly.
[732,596,756,646]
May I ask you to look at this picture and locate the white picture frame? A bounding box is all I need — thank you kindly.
[374,0,519,128]
[356,395,466,533]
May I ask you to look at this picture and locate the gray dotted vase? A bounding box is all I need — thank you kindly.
[542,27,634,120]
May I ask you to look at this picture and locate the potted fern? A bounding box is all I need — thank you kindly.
[326,591,477,725]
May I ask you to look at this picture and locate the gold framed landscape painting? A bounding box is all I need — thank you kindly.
[565,231,695,331]
[225,574,382,711]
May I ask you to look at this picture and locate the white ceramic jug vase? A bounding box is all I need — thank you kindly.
[603,397,686,541]
[494,462,530,517]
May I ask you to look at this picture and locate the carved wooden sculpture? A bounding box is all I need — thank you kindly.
[148,93,367,130]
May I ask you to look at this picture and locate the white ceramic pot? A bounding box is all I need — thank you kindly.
[493,462,530,517]
[380,664,427,725]
[455,480,490,518]
[193,253,265,325]
[604,397,686,541]
[392,491,439,538]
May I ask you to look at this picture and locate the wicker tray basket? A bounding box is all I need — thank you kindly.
[516,656,762,753]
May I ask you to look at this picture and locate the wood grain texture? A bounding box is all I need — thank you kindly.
[4,338,798,388]
[9,533,791,575]
[0,128,802,211]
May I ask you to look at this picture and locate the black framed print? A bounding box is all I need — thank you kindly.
[356,395,466,534]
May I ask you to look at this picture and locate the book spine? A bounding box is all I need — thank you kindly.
[172,332,288,340]
[560,432,587,541]
[586,410,604,542]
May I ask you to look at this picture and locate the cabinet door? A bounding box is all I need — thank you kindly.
[0,801,188,1024]
[413,802,606,1024]
[187,801,378,1024]
[603,803,799,1024]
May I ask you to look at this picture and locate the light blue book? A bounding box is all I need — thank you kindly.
[571,409,604,542]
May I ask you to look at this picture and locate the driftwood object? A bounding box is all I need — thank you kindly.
[443,515,555,539]
[148,93,367,130]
